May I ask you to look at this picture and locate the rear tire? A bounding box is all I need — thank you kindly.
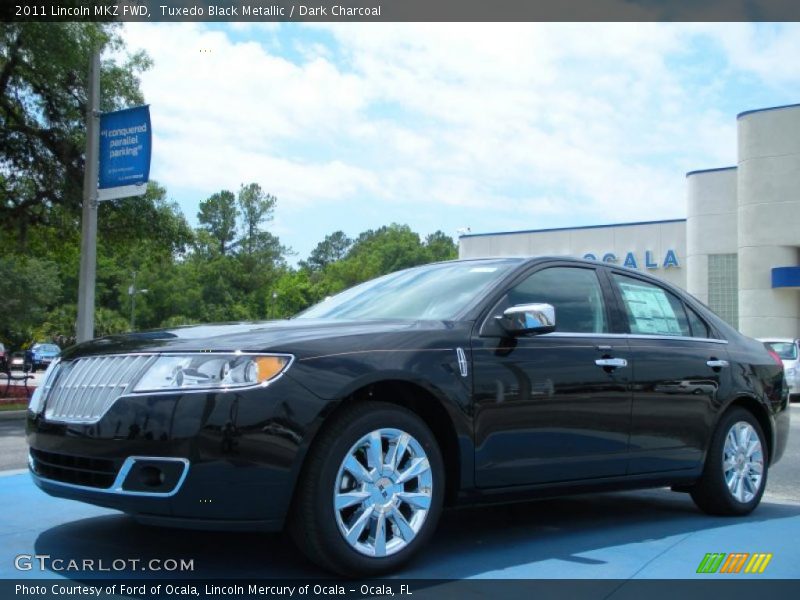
[690,407,768,516]
[288,402,444,576]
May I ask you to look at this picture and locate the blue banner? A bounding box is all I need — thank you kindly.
[98,105,151,190]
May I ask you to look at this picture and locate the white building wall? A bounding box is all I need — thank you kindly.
[685,167,738,305]
[459,221,687,289]
[737,105,800,339]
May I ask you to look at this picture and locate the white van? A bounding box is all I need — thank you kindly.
[760,338,800,401]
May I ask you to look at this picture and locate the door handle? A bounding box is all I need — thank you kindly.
[707,359,729,369]
[595,358,628,368]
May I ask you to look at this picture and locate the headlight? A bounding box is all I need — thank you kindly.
[132,353,293,393]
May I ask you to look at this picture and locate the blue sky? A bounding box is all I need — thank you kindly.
[120,23,800,262]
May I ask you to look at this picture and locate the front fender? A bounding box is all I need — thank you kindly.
[283,348,475,495]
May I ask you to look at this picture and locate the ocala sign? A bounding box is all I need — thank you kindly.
[582,250,680,270]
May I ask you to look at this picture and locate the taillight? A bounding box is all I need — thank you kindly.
[767,348,784,369]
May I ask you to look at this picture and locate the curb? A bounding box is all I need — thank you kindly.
[0,410,26,421]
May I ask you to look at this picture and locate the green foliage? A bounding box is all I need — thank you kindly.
[237,183,277,257]
[198,190,237,255]
[0,255,61,347]
[310,224,457,296]
[0,192,458,345]
[0,24,459,345]
[424,230,459,262]
[0,23,151,245]
[34,303,128,348]
[0,21,158,347]
[275,224,458,318]
[302,230,352,272]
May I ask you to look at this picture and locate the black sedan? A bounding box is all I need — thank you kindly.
[26,257,790,575]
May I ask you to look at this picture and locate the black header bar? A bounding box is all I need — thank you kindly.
[3,0,800,23]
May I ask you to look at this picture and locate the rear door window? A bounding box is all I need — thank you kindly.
[685,305,712,339]
[612,273,691,337]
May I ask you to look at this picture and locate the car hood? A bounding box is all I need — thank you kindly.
[61,319,459,361]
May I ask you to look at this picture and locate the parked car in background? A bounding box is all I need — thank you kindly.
[30,343,60,372]
[27,258,790,575]
[9,351,30,372]
[760,338,799,401]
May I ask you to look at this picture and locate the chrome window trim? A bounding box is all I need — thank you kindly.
[29,454,190,498]
[544,332,729,345]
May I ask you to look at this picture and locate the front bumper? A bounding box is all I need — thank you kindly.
[30,452,189,495]
[26,373,327,531]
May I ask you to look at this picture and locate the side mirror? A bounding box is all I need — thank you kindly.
[497,303,556,336]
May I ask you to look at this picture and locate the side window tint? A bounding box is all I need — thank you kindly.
[612,274,691,337]
[686,305,711,339]
[506,267,608,334]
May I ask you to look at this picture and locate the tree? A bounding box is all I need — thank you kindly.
[0,23,151,247]
[303,230,352,271]
[348,224,429,275]
[198,190,237,255]
[3,180,197,336]
[35,304,128,348]
[237,183,276,256]
[423,230,458,262]
[0,255,61,346]
[99,183,194,259]
[308,224,436,297]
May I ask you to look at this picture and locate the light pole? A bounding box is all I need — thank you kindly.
[76,50,101,343]
[129,271,148,331]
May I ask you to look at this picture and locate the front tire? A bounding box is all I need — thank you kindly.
[289,402,444,576]
[690,407,768,515]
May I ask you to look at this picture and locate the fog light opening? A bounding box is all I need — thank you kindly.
[138,465,165,487]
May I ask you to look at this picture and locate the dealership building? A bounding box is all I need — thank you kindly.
[459,103,800,340]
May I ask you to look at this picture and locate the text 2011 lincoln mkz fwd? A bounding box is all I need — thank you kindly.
[27,258,790,575]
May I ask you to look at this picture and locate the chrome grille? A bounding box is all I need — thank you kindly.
[43,355,155,423]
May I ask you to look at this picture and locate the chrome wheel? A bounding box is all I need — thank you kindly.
[722,421,764,504]
[333,428,433,557]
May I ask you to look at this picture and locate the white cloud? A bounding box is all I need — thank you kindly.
[119,22,800,256]
[690,23,800,87]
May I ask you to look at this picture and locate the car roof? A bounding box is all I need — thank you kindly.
[456,255,681,285]
[758,338,797,343]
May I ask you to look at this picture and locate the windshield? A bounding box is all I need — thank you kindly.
[766,341,798,360]
[297,259,520,321]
